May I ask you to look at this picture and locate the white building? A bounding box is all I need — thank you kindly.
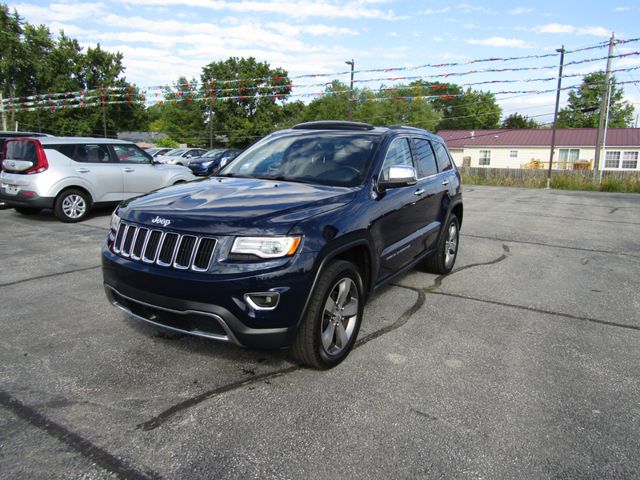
[438,128,640,171]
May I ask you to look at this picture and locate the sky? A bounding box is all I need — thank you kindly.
[7,0,640,124]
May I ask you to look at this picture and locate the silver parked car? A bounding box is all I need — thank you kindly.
[155,148,208,167]
[0,137,195,222]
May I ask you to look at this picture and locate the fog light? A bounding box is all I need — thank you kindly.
[244,292,280,310]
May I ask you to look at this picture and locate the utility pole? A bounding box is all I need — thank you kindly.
[102,98,107,138]
[208,98,213,149]
[345,59,354,120]
[0,93,7,131]
[547,46,565,189]
[593,33,615,182]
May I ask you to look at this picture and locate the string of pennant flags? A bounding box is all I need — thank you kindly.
[7,79,640,114]
[2,38,639,113]
[4,62,640,113]
[3,41,639,106]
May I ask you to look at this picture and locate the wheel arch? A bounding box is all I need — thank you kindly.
[55,185,94,206]
[295,238,375,331]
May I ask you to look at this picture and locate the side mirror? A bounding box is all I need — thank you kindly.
[378,165,417,191]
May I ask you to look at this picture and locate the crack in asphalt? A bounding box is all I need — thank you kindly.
[137,287,427,432]
[0,389,161,480]
[462,233,640,259]
[428,291,640,332]
[425,244,510,291]
[0,265,102,288]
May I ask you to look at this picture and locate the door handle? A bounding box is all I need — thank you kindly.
[76,168,90,173]
[123,168,134,173]
[414,188,425,196]
[441,180,450,186]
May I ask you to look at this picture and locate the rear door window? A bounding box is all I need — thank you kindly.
[432,142,453,172]
[412,138,438,178]
[112,145,152,164]
[57,144,112,163]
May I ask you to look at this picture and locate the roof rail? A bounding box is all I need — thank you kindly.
[292,121,375,131]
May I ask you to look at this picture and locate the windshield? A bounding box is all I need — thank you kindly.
[222,132,379,187]
[164,148,187,156]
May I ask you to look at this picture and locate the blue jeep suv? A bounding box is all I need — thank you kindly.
[102,121,463,368]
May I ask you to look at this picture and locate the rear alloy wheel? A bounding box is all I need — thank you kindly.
[424,214,459,274]
[54,189,90,223]
[14,207,42,215]
[292,260,363,369]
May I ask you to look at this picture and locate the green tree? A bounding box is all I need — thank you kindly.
[417,83,502,130]
[557,72,634,128]
[201,57,291,147]
[0,4,146,136]
[501,112,540,129]
[303,81,440,131]
[147,77,205,145]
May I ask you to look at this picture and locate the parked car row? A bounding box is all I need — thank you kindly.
[0,136,195,222]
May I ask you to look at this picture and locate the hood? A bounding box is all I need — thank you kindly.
[117,176,358,235]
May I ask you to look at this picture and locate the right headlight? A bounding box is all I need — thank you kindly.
[231,236,301,259]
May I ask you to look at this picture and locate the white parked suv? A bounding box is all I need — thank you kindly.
[0,137,195,222]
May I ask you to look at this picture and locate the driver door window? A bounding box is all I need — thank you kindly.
[113,145,152,164]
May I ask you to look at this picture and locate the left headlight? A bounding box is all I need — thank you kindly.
[231,236,301,259]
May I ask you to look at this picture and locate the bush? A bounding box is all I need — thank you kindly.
[461,168,640,193]
[154,137,180,148]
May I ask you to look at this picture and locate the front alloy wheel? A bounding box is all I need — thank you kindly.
[292,260,364,369]
[320,277,359,356]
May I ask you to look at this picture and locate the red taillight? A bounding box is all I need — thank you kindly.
[24,140,48,174]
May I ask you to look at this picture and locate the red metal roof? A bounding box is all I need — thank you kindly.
[437,128,640,148]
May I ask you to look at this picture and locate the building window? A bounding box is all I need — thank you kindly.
[510,150,518,158]
[622,151,638,169]
[604,151,620,169]
[479,150,491,166]
[558,148,579,169]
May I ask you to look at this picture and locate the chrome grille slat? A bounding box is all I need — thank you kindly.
[142,230,163,263]
[131,228,149,260]
[157,233,179,266]
[121,225,137,257]
[174,235,197,270]
[112,222,216,272]
[114,223,127,254]
[192,238,216,272]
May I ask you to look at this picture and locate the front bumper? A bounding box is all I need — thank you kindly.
[188,164,214,176]
[102,245,317,349]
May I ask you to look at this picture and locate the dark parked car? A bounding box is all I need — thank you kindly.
[187,148,241,176]
[102,121,463,368]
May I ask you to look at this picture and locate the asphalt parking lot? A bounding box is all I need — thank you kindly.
[1,185,639,479]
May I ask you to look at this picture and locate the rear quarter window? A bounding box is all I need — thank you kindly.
[432,142,453,172]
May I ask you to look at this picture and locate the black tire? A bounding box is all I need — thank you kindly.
[424,214,459,274]
[14,207,42,215]
[291,260,364,369]
[54,189,91,223]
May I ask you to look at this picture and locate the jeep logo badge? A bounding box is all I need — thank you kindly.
[151,216,171,227]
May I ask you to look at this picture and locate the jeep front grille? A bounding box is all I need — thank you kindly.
[113,222,216,272]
